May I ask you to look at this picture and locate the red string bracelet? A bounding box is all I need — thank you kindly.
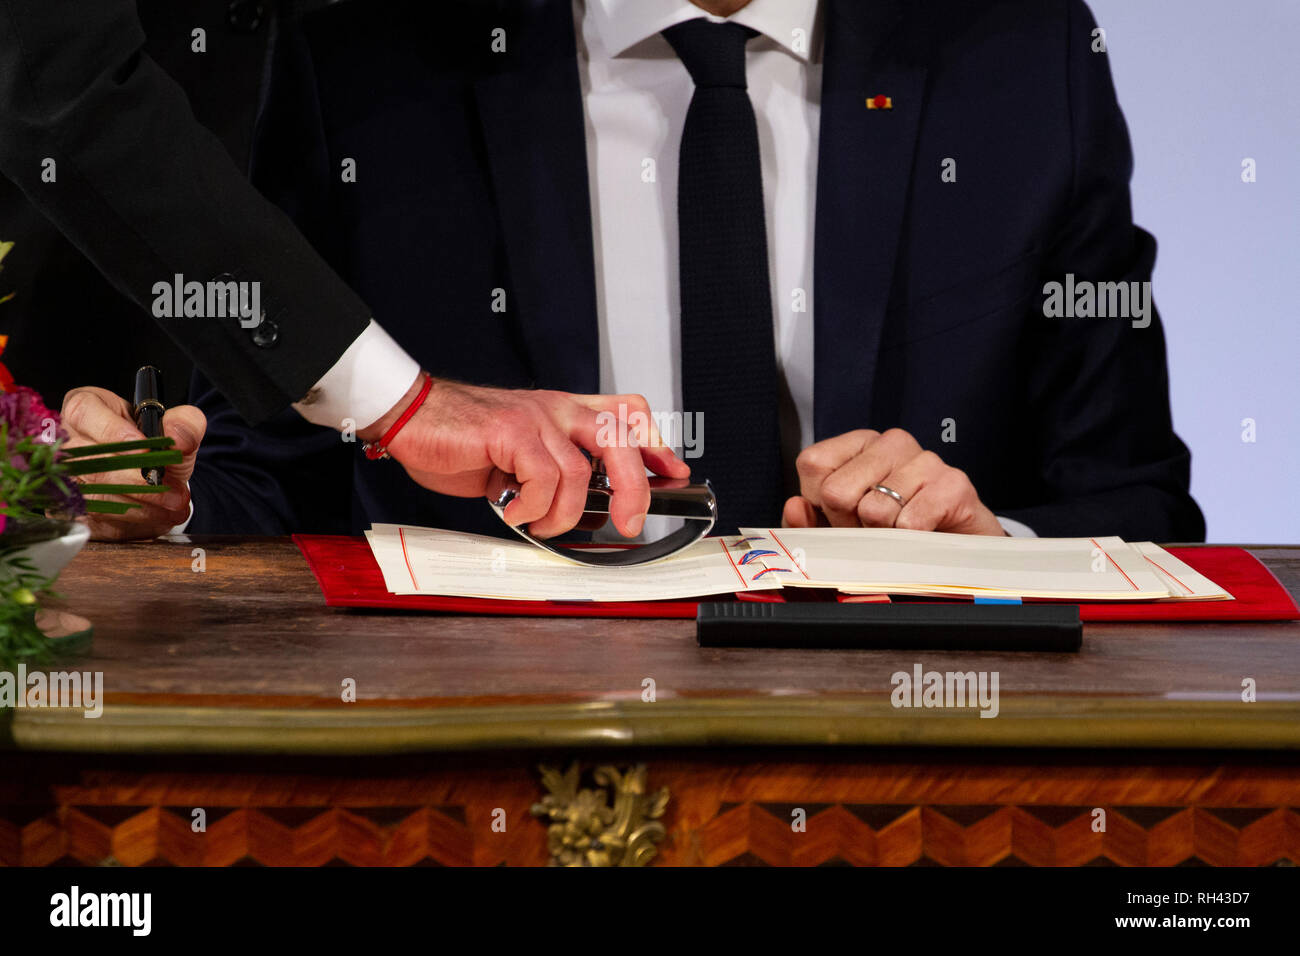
[362,372,433,460]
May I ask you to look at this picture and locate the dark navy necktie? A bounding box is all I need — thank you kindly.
[663,18,783,535]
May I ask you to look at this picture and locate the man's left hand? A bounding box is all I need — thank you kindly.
[782,428,1006,535]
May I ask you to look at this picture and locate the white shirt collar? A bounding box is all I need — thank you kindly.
[586,0,820,62]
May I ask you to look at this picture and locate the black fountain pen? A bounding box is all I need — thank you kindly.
[131,365,166,485]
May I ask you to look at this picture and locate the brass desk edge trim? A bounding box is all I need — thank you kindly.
[6,696,1300,754]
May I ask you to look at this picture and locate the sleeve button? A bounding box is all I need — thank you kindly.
[251,315,280,348]
[227,1,265,34]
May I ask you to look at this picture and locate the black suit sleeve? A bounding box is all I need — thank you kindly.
[998,0,1205,542]
[181,6,358,535]
[0,0,370,424]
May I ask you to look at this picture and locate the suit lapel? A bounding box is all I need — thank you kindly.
[814,0,928,439]
[472,3,600,394]
[470,0,929,419]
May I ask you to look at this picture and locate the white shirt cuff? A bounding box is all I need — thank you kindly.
[291,320,421,431]
[997,515,1037,538]
[169,481,195,535]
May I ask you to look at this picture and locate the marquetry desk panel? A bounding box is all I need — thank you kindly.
[2,751,1298,866]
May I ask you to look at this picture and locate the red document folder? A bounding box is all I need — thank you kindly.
[293,536,1299,623]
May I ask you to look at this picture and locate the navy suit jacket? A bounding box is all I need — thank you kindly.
[189,0,1205,542]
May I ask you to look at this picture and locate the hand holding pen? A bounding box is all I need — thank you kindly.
[56,367,208,541]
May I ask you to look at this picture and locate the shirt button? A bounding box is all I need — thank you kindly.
[251,315,279,348]
[227,0,265,34]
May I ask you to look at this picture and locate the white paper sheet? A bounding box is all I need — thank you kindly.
[1133,542,1232,601]
[736,526,1171,600]
[365,524,781,602]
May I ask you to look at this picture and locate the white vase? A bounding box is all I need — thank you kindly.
[13,521,91,579]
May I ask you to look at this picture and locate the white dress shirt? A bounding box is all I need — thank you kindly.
[286,0,1034,538]
[579,0,821,469]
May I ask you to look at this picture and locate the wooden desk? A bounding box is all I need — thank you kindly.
[2,537,1298,866]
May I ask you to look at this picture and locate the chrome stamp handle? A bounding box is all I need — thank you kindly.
[489,467,716,567]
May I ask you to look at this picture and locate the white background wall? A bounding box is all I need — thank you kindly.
[1085,0,1300,541]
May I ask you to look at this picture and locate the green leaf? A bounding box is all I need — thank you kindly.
[77,483,171,495]
[82,500,140,515]
[60,437,176,457]
[62,451,183,475]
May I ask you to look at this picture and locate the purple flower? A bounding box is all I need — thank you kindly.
[0,385,86,521]
[0,385,65,441]
[44,473,86,519]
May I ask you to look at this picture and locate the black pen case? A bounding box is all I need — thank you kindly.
[696,601,1082,652]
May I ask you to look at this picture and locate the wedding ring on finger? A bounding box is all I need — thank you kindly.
[871,483,907,508]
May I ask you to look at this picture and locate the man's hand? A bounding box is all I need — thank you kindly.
[60,387,206,541]
[782,428,1005,535]
[358,374,690,539]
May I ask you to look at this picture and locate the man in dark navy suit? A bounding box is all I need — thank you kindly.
[54,0,1205,544]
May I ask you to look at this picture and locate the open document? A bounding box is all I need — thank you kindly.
[365,523,1230,603]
